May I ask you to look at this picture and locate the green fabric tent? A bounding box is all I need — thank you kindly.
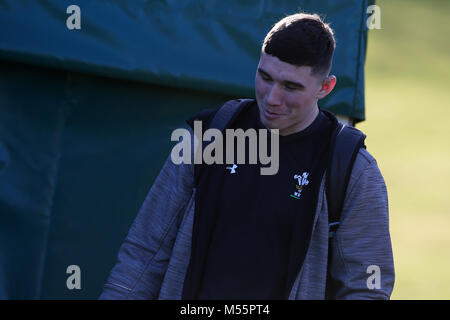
[0,0,373,299]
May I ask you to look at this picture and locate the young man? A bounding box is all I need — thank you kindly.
[100,13,394,300]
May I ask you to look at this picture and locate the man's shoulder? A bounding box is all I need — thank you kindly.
[186,108,218,129]
[353,148,377,172]
[349,147,384,189]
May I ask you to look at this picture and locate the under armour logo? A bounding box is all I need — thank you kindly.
[226,164,238,174]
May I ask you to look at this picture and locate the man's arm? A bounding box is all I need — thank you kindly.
[99,149,194,299]
[328,148,395,299]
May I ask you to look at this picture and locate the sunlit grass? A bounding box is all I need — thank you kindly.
[355,0,450,299]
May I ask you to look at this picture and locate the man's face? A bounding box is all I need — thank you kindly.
[255,52,333,136]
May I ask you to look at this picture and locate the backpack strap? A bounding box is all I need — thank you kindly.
[325,119,366,238]
[193,99,255,185]
[323,110,366,299]
[209,98,254,132]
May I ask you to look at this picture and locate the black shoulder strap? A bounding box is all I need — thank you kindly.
[209,98,254,132]
[193,98,254,185]
[325,115,366,237]
[323,111,366,299]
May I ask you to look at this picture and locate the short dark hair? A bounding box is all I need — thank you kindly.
[262,13,336,77]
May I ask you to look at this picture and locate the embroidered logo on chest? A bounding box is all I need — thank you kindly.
[290,172,310,199]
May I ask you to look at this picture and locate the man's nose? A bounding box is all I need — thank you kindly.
[266,84,282,106]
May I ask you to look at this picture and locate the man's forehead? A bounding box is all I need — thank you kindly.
[258,53,314,79]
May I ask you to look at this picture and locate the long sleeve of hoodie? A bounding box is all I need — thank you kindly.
[328,148,395,299]
[99,141,194,299]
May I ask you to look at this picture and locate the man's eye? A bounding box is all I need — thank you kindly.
[285,85,297,91]
[261,74,271,81]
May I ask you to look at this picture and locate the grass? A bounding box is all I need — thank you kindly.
[356,0,450,299]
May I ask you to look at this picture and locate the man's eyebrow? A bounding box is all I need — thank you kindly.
[258,67,305,89]
[258,68,271,78]
[283,80,305,89]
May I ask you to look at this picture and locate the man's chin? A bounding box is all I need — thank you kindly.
[261,117,281,131]
[259,109,277,129]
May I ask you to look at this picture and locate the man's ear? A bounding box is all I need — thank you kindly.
[317,75,336,99]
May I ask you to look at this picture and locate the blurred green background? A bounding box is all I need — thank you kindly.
[357,0,450,299]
